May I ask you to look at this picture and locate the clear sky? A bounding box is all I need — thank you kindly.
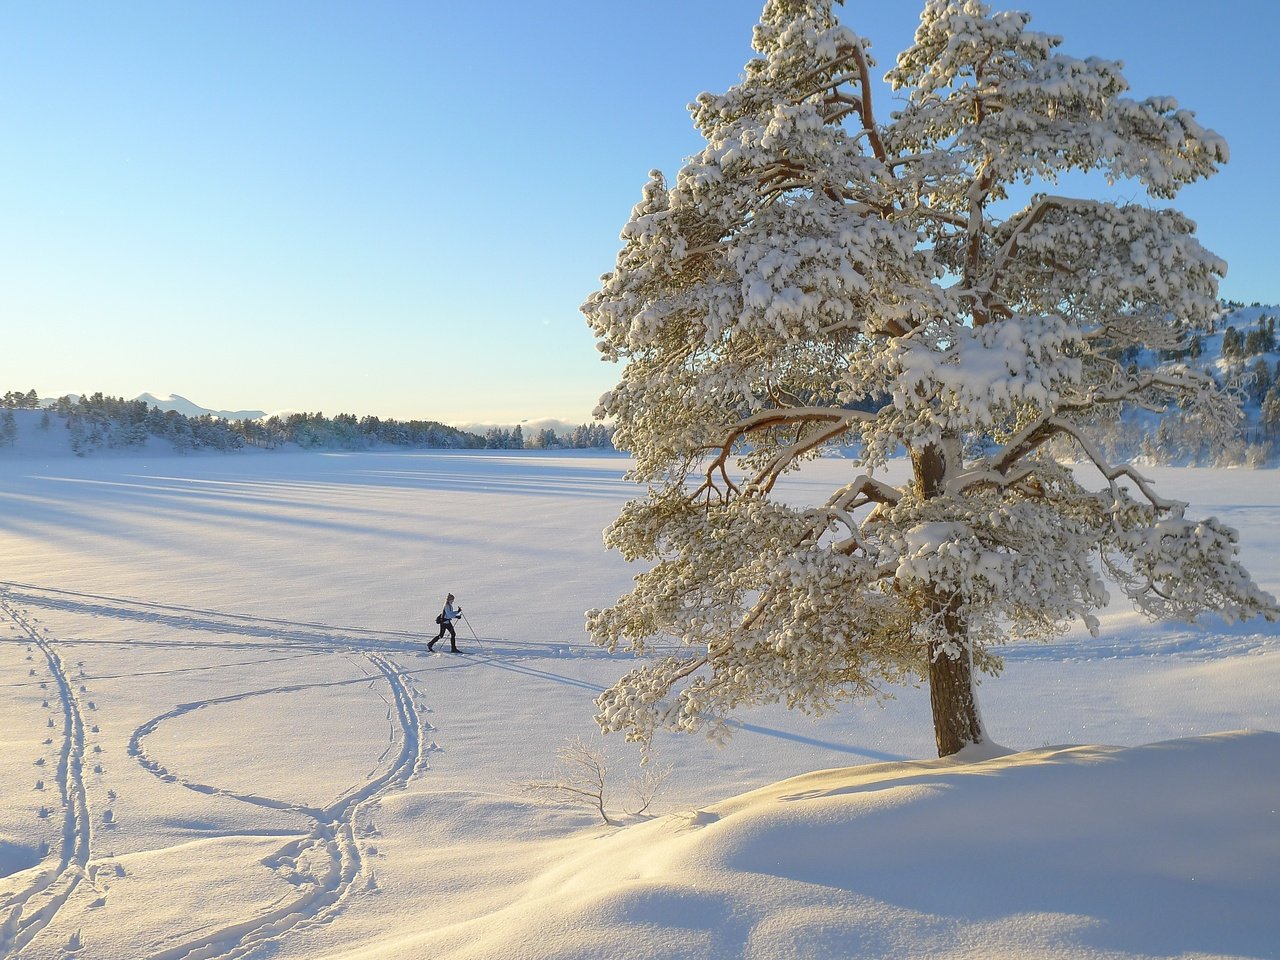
[2,1,1275,424]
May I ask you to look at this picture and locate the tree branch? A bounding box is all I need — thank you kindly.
[1045,417,1181,513]
[850,44,888,163]
[750,420,858,494]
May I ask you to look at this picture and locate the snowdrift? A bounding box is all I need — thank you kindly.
[359,731,1280,960]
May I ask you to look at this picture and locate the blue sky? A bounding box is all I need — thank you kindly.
[2,1,1274,424]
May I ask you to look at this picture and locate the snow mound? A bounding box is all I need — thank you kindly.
[386,731,1280,960]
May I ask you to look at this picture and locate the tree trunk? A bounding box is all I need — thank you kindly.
[926,612,984,757]
[912,441,986,757]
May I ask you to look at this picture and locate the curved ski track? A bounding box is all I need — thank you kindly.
[0,593,92,958]
[2,584,431,959]
[133,651,424,960]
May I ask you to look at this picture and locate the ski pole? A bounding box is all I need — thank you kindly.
[461,612,484,651]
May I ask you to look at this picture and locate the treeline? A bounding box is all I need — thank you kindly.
[234,413,614,450]
[239,412,484,450]
[48,393,248,455]
[483,423,614,449]
[1,390,40,408]
[1,390,616,456]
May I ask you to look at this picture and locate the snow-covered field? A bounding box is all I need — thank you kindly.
[1,447,1277,959]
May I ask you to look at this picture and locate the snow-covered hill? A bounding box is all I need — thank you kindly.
[131,392,267,422]
[0,451,1276,958]
[33,393,267,421]
[1119,302,1280,463]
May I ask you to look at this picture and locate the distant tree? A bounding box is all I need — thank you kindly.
[566,423,616,449]
[68,418,89,456]
[2,389,39,409]
[169,420,195,454]
[1222,326,1241,358]
[1262,378,1280,428]
[1249,357,1273,405]
[325,412,361,450]
[583,0,1278,757]
[0,410,15,446]
[528,427,560,449]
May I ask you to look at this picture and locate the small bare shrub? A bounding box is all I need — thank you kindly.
[523,737,672,825]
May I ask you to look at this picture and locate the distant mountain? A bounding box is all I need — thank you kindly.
[134,393,266,422]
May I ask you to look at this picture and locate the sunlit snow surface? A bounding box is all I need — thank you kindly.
[1,449,1277,959]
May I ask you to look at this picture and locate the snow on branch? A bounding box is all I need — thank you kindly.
[1108,516,1279,624]
[884,313,1082,441]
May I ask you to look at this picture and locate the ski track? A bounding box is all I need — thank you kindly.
[130,652,424,960]
[0,580,634,661]
[8,579,1276,666]
[0,591,92,959]
[2,582,434,959]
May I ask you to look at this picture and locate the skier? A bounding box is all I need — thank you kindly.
[428,593,462,653]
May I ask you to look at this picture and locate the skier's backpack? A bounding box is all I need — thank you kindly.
[435,610,445,625]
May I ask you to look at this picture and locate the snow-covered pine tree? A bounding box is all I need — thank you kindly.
[582,0,1279,756]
